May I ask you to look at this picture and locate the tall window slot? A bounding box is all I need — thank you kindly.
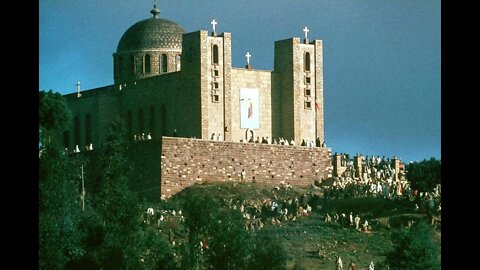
[150,106,155,138]
[85,114,92,145]
[130,55,136,75]
[160,104,167,136]
[117,56,123,78]
[212,45,219,64]
[304,52,311,72]
[144,54,151,73]
[138,109,144,135]
[63,131,70,149]
[161,54,168,73]
[74,116,81,148]
[127,110,132,140]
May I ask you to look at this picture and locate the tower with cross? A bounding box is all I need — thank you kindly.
[273,26,324,144]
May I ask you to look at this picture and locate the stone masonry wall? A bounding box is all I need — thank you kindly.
[161,137,332,199]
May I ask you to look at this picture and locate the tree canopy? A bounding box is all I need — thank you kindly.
[39,90,71,146]
[386,221,440,270]
[406,158,441,192]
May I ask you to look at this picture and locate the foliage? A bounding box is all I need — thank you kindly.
[91,120,144,269]
[180,189,252,270]
[39,90,83,269]
[180,190,222,269]
[39,90,72,146]
[137,227,177,270]
[206,208,251,270]
[179,187,289,270]
[386,221,440,270]
[406,158,441,192]
[247,229,288,270]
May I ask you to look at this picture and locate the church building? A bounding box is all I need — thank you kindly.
[64,4,325,149]
[63,4,330,199]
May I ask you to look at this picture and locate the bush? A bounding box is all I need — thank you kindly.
[386,221,440,270]
[248,230,288,270]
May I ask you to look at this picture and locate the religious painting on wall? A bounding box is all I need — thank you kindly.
[240,88,260,129]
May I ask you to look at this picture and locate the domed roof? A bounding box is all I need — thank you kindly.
[116,9,185,53]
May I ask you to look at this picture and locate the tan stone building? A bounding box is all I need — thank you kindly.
[63,4,325,149]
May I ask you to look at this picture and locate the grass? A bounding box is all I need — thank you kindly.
[150,182,439,269]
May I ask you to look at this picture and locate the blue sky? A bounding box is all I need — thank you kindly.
[39,0,440,163]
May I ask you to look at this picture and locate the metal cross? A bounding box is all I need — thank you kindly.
[245,51,251,65]
[211,19,217,32]
[76,80,81,97]
[303,26,310,40]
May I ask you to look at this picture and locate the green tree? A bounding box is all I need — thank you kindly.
[39,90,83,269]
[180,190,222,269]
[247,229,288,270]
[39,90,71,147]
[137,227,177,270]
[386,221,440,270]
[180,190,252,270]
[206,208,251,270]
[406,158,441,192]
[92,120,143,269]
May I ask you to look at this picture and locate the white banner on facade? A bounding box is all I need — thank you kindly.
[240,88,260,129]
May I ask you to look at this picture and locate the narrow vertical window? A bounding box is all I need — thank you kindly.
[212,45,219,64]
[138,109,144,135]
[63,131,70,149]
[150,106,155,138]
[117,56,123,78]
[74,116,81,148]
[160,104,167,136]
[304,52,311,72]
[127,110,132,140]
[144,54,151,73]
[161,54,168,73]
[131,55,136,75]
[85,114,92,145]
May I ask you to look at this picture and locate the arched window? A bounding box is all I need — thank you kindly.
[175,54,181,71]
[127,110,133,140]
[130,55,136,75]
[161,54,168,73]
[85,114,92,145]
[144,54,151,73]
[74,116,81,148]
[138,108,144,134]
[212,45,219,64]
[150,106,155,138]
[304,52,311,72]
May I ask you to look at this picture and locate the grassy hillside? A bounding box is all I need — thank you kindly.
[144,182,440,269]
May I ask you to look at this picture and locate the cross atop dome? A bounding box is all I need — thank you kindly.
[151,1,160,18]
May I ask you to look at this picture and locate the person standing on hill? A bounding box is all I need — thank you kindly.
[348,261,356,270]
[354,215,361,230]
[241,169,246,182]
[336,256,343,270]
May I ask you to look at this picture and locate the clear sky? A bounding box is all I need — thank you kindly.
[39,0,440,163]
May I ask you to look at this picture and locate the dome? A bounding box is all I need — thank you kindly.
[116,16,185,53]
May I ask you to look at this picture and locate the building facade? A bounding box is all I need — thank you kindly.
[63,5,325,149]
[63,5,330,199]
